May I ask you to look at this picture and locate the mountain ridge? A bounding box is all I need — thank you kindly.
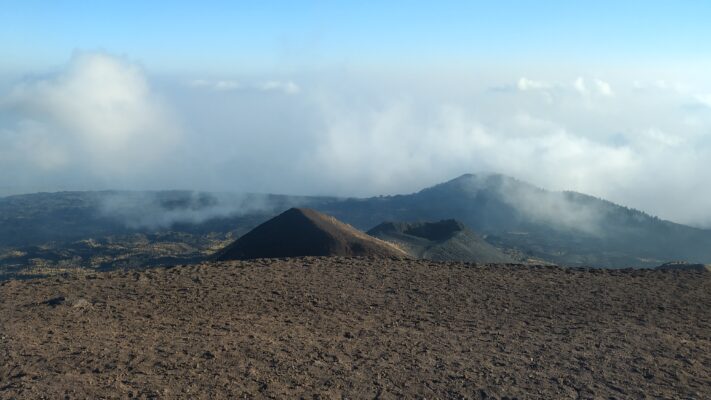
[2,173,711,270]
[317,173,711,267]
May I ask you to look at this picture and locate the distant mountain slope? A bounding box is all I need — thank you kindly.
[368,219,515,263]
[2,173,711,268]
[656,262,711,272]
[215,208,408,260]
[317,174,711,267]
[0,191,329,248]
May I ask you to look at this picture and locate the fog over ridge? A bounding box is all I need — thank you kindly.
[96,191,270,230]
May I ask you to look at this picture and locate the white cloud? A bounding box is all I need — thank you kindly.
[517,77,551,91]
[632,79,687,94]
[643,128,684,147]
[574,77,613,97]
[3,55,711,227]
[188,79,300,94]
[290,74,711,226]
[574,77,587,94]
[0,121,68,170]
[1,52,181,181]
[594,79,614,96]
[190,79,241,91]
[695,94,711,108]
[259,80,300,94]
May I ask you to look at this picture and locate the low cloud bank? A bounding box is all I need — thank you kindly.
[2,52,711,227]
[97,191,308,230]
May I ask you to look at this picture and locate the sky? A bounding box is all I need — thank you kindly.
[2,1,711,226]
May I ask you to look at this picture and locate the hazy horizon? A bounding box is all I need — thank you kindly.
[2,2,711,227]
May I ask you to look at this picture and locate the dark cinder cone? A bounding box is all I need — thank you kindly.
[215,208,408,260]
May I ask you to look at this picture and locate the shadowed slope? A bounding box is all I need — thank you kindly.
[215,208,407,260]
[656,261,711,272]
[368,219,514,263]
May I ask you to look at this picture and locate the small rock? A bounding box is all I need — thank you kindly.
[41,296,66,307]
[71,298,92,309]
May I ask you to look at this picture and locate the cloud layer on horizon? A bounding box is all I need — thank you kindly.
[1,52,711,227]
[0,53,181,189]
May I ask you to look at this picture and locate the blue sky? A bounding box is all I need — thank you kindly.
[3,1,711,72]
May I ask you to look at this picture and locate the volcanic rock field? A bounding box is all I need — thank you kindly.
[2,257,710,399]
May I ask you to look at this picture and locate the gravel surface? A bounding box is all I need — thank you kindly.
[1,257,710,399]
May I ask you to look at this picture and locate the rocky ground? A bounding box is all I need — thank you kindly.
[1,257,710,399]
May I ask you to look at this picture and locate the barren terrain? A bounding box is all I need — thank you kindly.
[1,258,710,399]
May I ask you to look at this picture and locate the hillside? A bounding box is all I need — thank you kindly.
[656,261,711,272]
[318,174,711,267]
[0,191,330,278]
[2,258,709,398]
[367,219,515,263]
[216,208,407,260]
[3,173,711,272]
